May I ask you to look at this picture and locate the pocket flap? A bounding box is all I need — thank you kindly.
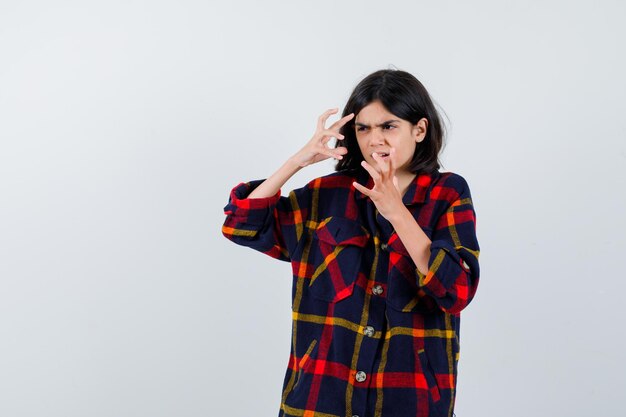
[314,216,370,247]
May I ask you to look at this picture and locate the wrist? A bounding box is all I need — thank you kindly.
[387,205,411,227]
[285,156,304,172]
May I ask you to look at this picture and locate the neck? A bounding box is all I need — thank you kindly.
[396,170,417,198]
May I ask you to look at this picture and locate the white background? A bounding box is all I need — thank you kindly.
[1,1,625,416]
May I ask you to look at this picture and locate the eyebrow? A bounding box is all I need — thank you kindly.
[354,119,400,128]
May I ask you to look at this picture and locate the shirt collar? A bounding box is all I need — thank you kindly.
[353,166,439,205]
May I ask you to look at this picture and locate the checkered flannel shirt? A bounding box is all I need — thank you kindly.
[222,167,480,417]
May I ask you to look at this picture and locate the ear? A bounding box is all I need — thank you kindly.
[413,118,428,143]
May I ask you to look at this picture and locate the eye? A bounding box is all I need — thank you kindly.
[382,124,395,130]
[356,126,367,132]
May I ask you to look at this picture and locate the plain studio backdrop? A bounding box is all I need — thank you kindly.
[1,1,624,416]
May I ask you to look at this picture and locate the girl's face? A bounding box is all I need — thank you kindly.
[354,100,428,176]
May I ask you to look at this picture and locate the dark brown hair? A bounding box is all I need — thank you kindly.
[334,69,447,174]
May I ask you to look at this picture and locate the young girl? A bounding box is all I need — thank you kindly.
[222,69,480,417]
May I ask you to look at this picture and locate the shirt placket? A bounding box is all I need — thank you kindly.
[350,205,393,417]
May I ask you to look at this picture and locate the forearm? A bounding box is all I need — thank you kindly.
[248,158,303,199]
[388,207,432,276]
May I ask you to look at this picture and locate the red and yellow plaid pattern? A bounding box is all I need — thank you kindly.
[222,167,480,417]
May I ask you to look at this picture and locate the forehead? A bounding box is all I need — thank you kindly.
[355,100,401,124]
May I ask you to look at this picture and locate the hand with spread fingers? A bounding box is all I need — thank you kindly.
[291,108,354,168]
[352,147,406,222]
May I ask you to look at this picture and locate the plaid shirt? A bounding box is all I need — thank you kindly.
[222,167,480,417]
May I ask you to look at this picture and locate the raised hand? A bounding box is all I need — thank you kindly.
[291,108,354,168]
[352,147,405,222]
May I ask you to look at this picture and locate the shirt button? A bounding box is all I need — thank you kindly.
[355,371,367,382]
[363,325,375,337]
[372,284,384,296]
[352,415,360,417]
[380,243,388,251]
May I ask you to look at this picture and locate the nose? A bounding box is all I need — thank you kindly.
[370,127,386,145]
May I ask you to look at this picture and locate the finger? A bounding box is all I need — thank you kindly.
[319,134,341,149]
[352,181,371,197]
[319,149,343,160]
[389,147,397,173]
[329,112,355,131]
[328,144,348,155]
[319,129,345,140]
[371,152,389,176]
[360,160,381,181]
[317,108,339,130]
[367,152,382,172]
[318,141,348,159]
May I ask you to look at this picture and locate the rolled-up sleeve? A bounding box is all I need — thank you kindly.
[222,179,311,262]
[417,177,480,314]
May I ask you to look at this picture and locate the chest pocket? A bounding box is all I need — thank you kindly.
[308,216,370,303]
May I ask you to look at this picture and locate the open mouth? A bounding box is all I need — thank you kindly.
[372,152,390,158]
